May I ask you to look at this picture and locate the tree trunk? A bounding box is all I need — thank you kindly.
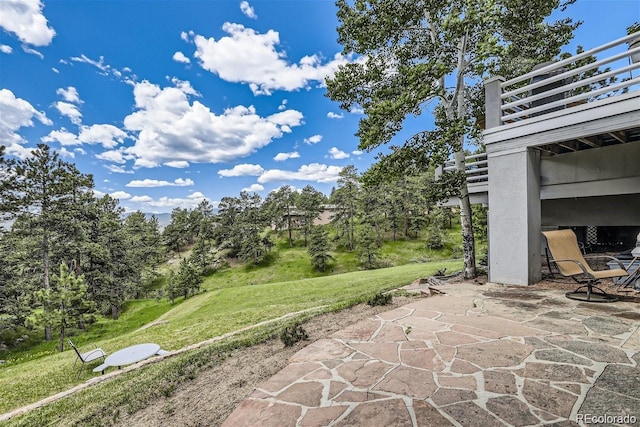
[59,326,65,352]
[43,232,52,342]
[453,33,476,279]
[455,150,477,279]
[110,271,119,320]
[286,206,293,247]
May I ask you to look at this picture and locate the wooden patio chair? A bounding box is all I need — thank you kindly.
[542,229,628,302]
[68,339,107,377]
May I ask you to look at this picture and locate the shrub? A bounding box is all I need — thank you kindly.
[280,323,309,347]
[367,292,392,307]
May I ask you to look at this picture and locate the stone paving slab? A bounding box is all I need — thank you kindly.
[222,282,640,426]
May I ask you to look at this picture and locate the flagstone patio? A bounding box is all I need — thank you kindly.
[223,282,640,426]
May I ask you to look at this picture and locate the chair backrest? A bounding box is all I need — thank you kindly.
[542,229,595,277]
[68,339,83,360]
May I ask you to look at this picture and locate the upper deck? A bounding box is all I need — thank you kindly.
[484,32,640,155]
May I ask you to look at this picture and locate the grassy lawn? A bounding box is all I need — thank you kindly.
[0,259,462,420]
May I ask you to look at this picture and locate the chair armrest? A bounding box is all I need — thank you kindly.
[583,255,626,270]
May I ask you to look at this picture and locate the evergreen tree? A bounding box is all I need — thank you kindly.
[164,270,180,304]
[32,263,96,352]
[356,223,380,269]
[163,207,190,253]
[189,232,215,275]
[215,196,241,249]
[0,146,17,221]
[176,258,202,299]
[298,185,325,247]
[84,195,129,320]
[0,231,32,346]
[330,165,360,251]
[308,226,334,272]
[236,192,271,264]
[264,185,297,246]
[10,144,94,340]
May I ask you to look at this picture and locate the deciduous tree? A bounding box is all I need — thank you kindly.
[326,0,578,278]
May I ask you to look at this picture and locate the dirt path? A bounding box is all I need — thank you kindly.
[117,295,418,427]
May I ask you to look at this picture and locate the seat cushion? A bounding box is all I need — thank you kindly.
[592,268,628,280]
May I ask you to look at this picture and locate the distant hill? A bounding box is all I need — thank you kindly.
[145,213,172,229]
[124,212,172,230]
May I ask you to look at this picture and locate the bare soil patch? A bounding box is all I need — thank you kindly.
[117,295,418,427]
[117,274,639,427]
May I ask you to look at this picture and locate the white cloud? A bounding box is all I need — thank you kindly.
[180,30,194,42]
[56,86,82,104]
[128,191,207,210]
[258,163,342,184]
[123,80,303,167]
[41,128,77,145]
[105,164,133,174]
[69,54,131,82]
[0,45,12,54]
[130,195,153,203]
[193,23,353,95]
[58,147,75,158]
[71,54,109,73]
[352,149,363,156]
[78,124,127,148]
[54,101,82,125]
[350,106,364,114]
[165,160,190,168]
[173,51,191,64]
[240,1,257,19]
[42,124,128,148]
[218,163,264,177]
[51,67,59,73]
[96,148,129,164]
[0,0,56,46]
[242,183,264,193]
[273,151,300,161]
[0,88,51,158]
[125,178,195,188]
[327,112,343,119]
[328,147,349,159]
[22,46,43,59]
[110,191,132,200]
[304,134,322,144]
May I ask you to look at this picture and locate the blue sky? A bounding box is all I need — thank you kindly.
[1,0,638,213]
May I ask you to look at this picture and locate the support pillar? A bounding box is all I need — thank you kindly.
[487,148,541,285]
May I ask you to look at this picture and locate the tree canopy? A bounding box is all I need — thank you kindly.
[326,0,579,278]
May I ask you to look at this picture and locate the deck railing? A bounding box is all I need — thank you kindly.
[484,32,640,128]
[436,153,488,184]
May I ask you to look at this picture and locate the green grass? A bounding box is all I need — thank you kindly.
[0,259,461,419]
[0,227,478,423]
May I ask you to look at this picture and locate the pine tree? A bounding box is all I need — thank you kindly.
[10,144,94,340]
[32,263,96,352]
[330,165,360,251]
[308,226,334,272]
[356,223,380,269]
[298,185,325,247]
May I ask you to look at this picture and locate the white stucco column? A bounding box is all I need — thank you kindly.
[487,148,542,285]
